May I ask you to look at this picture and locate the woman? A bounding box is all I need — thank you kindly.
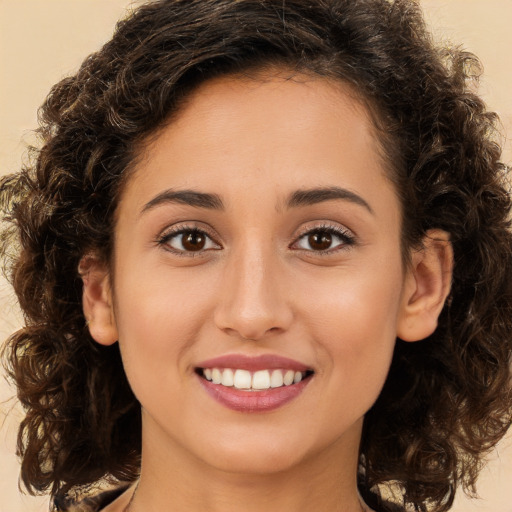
[1,1,511,511]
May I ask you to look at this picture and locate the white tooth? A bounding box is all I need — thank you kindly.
[211,368,222,384]
[221,368,234,387]
[203,368,212,381]
[252,370,271,390]
[293,371,302,383]
[283,370,295,386]
[233,369,252,389]
[270,370,284,388]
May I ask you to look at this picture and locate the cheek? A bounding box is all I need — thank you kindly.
[297,261,403,397]
[112,267,217,387]
[297,259,404,335]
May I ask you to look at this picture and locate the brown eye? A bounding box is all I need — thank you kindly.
[160,228,220,253]
[182,231,206,251]
[293,226,354,253]
[308,231,332,251]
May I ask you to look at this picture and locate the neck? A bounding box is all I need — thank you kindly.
[127,416,370,512]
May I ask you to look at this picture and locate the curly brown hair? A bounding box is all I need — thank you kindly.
[1,1,511,511]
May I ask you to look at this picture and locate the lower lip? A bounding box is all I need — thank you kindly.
[198,375,311,412]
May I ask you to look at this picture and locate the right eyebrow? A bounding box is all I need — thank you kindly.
[140,189,224,215]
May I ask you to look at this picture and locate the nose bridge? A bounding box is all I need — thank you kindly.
[214,238,292,340]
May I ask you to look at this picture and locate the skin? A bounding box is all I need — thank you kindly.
[82,72,453,512]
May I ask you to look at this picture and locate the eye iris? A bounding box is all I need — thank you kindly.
[182,231,206,251]
[308,231,332,251]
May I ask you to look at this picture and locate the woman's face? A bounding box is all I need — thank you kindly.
[97,74,418,475]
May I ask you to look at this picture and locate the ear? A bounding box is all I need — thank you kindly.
[397,229,453,342]
[79,255,118,346]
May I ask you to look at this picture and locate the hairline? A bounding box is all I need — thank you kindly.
[106,65,412,282]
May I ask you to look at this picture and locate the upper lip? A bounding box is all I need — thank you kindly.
[196,354,312,372]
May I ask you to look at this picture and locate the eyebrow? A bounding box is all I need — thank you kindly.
[141,186,373,215]
[141,189,224,214]
[286,187,374,214]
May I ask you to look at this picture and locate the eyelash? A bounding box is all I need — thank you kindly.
[156,222,356,256]
[156,224,220,257]
[290,223,356,254]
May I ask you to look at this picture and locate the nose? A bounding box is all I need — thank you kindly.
[213,244,293,341]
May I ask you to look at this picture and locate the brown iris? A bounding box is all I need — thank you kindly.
[182,231,206,251]
[308,231,332,251]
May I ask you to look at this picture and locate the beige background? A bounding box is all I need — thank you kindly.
[1,1,511,511]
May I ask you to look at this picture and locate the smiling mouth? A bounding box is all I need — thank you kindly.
[196,367,315,391]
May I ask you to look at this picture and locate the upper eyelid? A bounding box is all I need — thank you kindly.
[158,222,219,240]
[292,222,355,240]
[156,223,222,254]
[289,223,356,252]
[156,226,221,257]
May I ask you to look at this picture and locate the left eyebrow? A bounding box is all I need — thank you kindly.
[141,189,224,215]
[286,186,374,214]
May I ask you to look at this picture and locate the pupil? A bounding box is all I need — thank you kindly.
[309,231,332,250]
[183,231,205,251]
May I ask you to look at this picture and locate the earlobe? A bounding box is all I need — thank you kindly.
[397,229,453,342]
[79,255,118,346]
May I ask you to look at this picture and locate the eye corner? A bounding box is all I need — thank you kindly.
[156,223,222,256]
[290,222,356,255]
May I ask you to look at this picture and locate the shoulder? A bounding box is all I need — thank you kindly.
[52,484,132,512]
[362,490,404,512]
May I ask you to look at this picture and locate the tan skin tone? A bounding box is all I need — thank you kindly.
[81,72,453,512]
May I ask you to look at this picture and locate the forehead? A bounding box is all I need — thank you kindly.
[120,73,398,224]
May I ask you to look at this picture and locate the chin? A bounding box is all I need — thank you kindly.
[204,445,306,476]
